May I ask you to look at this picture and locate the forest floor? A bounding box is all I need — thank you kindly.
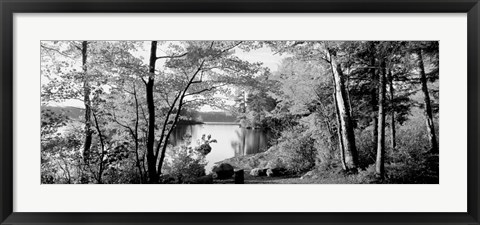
[213,170,309,184]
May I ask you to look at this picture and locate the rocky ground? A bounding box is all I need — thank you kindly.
[213,169,303,184]
[209,148,364,184]
[214,147,285,170]
[210,147,302,184]
[210,149,323,184]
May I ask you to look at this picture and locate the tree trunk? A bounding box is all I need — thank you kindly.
[329,50,358,170]
[158,100,184,175]
[146,41,158,183]
[375,60,386,179]
[155,91,182,174]
[387,69,396,151]
[132,84,143,183]
[369,42,378,154]
[334,92,347,170]
[82,41,92,163]
[92,111,105,184]
[416,49,438,154]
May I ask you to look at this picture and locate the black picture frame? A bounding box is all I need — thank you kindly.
[1,0,479,224]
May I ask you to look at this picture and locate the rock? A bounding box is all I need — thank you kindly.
[300,170,322,180]
[250,168,267,177]
[212,163,234,179]
[266,168,287,177]
[266,169,274,177]
[191,174,214,184]
[265,159,285,169]
[301,170,315,179]
[215,146,281,171]
[234,169,244,184]
[264,159,287,177]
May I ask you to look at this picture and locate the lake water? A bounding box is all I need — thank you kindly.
[170,123,269,171]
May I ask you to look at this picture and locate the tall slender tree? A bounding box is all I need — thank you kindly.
[387,69,396,150]
[375,59,387,179]
[415,48,438,154]
[145,41,158,183]
[328,48,358,170]
[81,41,93,162]
[368,42,379,151]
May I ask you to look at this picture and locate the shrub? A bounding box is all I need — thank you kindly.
[382,113,439,183]
[355,129,377,169]
[350,111,439,183]
[101,159,141,184]
[162,134,216,183]
[276,127,317,173]
[385,151,439,184]
[163,145,207,183]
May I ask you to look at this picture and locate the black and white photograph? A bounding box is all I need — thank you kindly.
[40,41,439,184]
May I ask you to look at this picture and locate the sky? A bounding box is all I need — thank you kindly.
[46,42,286,108]
[235,47,285,72]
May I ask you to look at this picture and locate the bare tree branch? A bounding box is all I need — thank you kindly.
[156,52,188,60]
[41,44,75,59]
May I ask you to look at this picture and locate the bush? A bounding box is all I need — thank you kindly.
[102,159,142,184]
[259,114,299,146]
[383,113,439,183]
[163,145,207,183]
[385,151,439,184]
[162,134,216,183]
[349,112,439,183]
[276,127,317,173]
[355,129,377,169]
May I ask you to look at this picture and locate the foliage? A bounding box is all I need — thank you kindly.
[354,129,378,168]
[194,134,217,155]
[41,41,439,184]
[162,134,216,183]
[275,126,318,173]
[41,120,84,184]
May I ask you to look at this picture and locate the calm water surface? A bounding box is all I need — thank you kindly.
[170,123,269,170]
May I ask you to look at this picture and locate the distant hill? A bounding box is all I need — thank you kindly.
[41,106,238,123]
[193,111,237,123]
[42,106,84,121]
